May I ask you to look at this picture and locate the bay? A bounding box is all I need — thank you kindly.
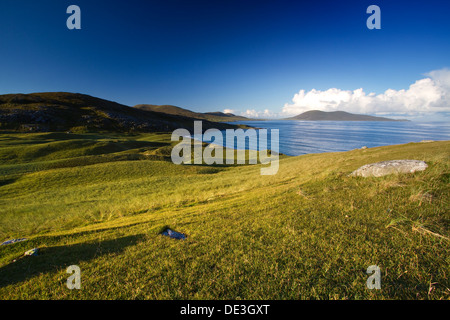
[226,120,450,156]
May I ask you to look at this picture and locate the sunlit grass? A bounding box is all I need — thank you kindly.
[0,132,448,299]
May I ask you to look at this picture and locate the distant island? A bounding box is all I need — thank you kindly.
[285,110,409,121]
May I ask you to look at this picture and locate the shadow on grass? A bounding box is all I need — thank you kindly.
[0,234,143,288]
[0,177,18,187]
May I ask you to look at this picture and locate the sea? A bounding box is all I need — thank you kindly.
[218,120,450,156]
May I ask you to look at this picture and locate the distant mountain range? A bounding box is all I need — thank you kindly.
[0,92,410,134]
[135,104,250,122]
[0,92,243,133]
[286,110,408,121]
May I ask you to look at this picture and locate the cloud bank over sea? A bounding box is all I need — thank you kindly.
[228,68,450,120]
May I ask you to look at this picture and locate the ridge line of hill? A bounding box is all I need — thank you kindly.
[0,92,245,133]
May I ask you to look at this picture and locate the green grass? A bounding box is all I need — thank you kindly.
[0,132,448,300]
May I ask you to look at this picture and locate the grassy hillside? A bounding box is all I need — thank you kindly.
[0,132,448,300]
[135,104,250,122]
[0,92,241,133]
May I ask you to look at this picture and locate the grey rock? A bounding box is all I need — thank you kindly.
[1,238,27,246]
[161,228,186,240]
[350,160,428,177]
[24,248,39,256]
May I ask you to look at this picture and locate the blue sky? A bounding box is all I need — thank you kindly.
[1,0,449,119]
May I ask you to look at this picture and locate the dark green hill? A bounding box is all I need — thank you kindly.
[135,104,250,122]
[0,92,240,133]
[286,110,408,121]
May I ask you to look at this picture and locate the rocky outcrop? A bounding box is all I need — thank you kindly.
[350,160,428,177]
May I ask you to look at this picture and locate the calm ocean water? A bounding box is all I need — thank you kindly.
[224,120,450,156]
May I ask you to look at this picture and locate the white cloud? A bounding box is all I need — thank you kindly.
[282,68,450,117]
[240,109,276,119]
[223,108,275,118]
